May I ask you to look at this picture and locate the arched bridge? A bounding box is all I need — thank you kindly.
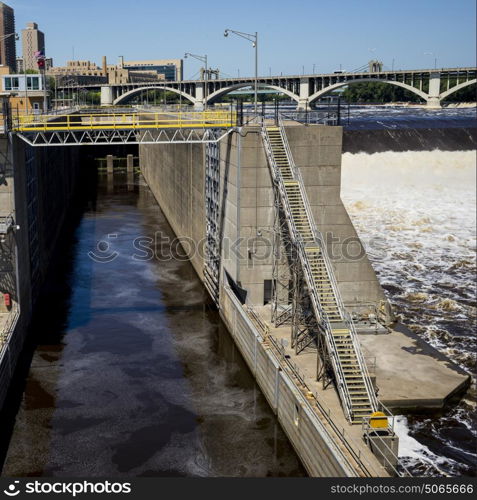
[62,67,476,109]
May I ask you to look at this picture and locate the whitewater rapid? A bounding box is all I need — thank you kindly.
[341,149,476,477]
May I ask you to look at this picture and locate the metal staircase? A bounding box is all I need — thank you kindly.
[262,121,378,424]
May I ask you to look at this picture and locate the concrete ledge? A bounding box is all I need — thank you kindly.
[359,323,471,411]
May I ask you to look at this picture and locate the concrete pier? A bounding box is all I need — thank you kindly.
[359,325,470,410]
[126,154,134,173]
[106,154,114,173]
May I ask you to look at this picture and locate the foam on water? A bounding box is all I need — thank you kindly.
[394,416,461,476]
[341,149,477,476]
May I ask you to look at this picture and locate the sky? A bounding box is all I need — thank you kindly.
[7,0,476,78]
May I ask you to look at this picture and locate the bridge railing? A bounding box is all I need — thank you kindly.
[280,110,339,126]
[11,110,238,132]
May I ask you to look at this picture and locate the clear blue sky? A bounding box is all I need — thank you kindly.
[7,0,476,77]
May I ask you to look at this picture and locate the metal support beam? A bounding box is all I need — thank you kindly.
[13,127,236,147]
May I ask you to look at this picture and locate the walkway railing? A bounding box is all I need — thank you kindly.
[240,300,409,476]
[11,110,237,132]
[1,302,20,349]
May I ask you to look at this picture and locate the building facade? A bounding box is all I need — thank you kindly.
[49,58,173,85]
[0,2,16,72]
[48,60,104,77]
[0,72,45,112]
[21,22,45,71]
[48,60,107,86]
[123,59,183,81]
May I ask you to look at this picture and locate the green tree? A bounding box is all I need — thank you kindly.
[441,83,476,103]
[341,82,422,103]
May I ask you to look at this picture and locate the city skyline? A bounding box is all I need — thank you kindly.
[5,0,477,79]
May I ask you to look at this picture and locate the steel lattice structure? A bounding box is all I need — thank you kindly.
[12,127,236,147]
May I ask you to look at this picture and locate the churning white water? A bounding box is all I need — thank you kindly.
[341,150,476,476]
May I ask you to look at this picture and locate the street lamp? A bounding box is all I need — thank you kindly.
[0,32,18,42]
[0,33,18,72]
[224,28,258,114]
[185,52,208,110]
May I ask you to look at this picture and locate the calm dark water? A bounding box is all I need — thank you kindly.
[2,171,305,477]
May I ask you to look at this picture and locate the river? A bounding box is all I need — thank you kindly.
[340,106,476,477]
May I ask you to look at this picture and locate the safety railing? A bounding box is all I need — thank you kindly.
[262,126,354,421]
[267,334,308,389]
[231,284,409,477]
[0,214,14,235]
[280,110,339,126]
[1,301,19,347]
[262,118,383,423]
[265,329,408,477]
[244,303,270,338]
[278,114,380,414]
[11,110,237,132]
[361,413,411,476]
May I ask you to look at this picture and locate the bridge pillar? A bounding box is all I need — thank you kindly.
[106,155,114,173]
[297,78,310,110]
[101,86,114,107]
[426,72,442,108]
[194,83,205,109]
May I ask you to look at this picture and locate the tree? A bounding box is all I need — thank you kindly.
[441,83,476,103]
[341,82,422,103]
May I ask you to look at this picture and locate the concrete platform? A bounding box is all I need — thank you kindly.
[256,306,470,415]
[358,323,471,411]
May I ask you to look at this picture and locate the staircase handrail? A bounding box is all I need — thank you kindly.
[277,114,379,412]
[262,126,354,420]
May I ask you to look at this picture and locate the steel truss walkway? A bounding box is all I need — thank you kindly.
[262,121,378,424]
[10,110,237,146]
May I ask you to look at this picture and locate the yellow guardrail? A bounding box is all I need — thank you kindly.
[12,110,237,132]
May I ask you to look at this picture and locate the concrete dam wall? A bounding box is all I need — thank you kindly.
[139,124,394,476]
[0,135,82,406]
[343,127,477,153]
[140,125,388,313]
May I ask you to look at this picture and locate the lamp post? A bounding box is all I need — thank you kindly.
[185,52,208,110]
[0,31,18,53]
[224,28,258,114]
[0,32,18,70]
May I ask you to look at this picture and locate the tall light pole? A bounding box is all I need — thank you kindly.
[224,28,258,114]
[0,32,18,56]
[185,52,208,109]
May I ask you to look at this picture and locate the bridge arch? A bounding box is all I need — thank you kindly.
[114,86,197,105]
[205,82,300,104]
[307,78,429,104]
[439,79,476,101]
